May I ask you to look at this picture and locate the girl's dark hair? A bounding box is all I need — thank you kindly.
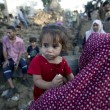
[29,37,37,43]
[39,24,69,50]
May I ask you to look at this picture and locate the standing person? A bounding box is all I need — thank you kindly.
[27,24,74,100]
[27,36,39,62]
[17,8,28,29]
[2,8,8,22]
[8,14,16,28]
[72,10,77,29]
[0,8,3,21]
[28,32,110,110]
[98,1,105,21]
[99,1,110,21]
[82,19,106,48]
[2,26,28,99]
[87,9,92,21]
[20,8,29,26]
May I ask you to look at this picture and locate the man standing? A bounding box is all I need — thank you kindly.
[2,26,28,99]
[17,8,29,29]
[98,1,110,21]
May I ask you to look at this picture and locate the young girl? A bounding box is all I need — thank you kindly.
[28,24,74,100]
[28,33,110,110]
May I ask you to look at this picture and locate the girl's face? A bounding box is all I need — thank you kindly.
[93,23,99,32]
[41,33,62,60]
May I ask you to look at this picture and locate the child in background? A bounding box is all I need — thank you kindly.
[27,37,39,62]
[28,24,74,100]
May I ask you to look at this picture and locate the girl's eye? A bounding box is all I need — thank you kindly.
[43,43,49,48]
[53,44,59,48]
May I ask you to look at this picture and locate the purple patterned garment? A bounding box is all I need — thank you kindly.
[28,33,110,110]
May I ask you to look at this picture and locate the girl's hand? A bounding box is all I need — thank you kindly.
[52,74,63,88]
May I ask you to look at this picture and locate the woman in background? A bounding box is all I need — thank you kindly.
[83,19,106,48]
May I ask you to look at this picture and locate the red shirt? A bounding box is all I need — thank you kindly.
[28,55,72,100]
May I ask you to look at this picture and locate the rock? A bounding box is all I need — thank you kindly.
[5,99,18,109]
[18,103,27,110]
[64,55,79,75]
[19,90,30,99]
[0,99,5,110]
[34,11,52,25]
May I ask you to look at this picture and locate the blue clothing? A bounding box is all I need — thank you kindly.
[18,10,29,28]
[27,45,39,61]
[3,58,27,81]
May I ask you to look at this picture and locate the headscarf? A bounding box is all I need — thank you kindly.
[28,33,110,110]
[85,19,106,41]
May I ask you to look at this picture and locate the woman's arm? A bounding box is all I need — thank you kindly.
[67,73,74,81]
